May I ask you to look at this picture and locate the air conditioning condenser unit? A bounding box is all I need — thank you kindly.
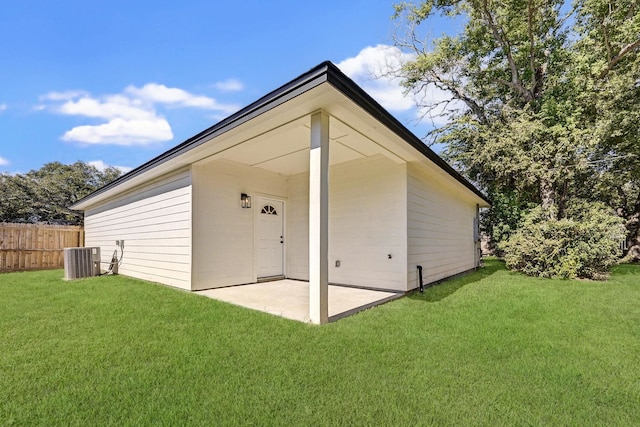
[64,247,101,280]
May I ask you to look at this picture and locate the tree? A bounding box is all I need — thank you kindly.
[391,0,640,267]
[0,173,39,223]
[572,0,640,257]
[0,161,122,225]
[393,0,577,208]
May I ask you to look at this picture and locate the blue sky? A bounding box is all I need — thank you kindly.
[0,0,448,174]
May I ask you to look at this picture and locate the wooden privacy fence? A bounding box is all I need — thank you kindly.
[0,223,84,272]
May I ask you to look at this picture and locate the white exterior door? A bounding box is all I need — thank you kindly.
[256,198,284,278]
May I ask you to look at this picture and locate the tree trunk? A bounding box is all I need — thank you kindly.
[540,178,556,218]
[624,192,640,262]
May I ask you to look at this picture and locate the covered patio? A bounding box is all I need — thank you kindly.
[188,79,419,324]
[196,280,402,323]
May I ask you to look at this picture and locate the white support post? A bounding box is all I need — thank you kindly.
[309,111,329,324]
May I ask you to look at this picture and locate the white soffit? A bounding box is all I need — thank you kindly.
[192,84,409,175]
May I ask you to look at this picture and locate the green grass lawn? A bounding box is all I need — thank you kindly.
[1,259,639,426]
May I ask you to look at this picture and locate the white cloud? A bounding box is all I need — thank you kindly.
[41,90,90,101]
[58,95,155,120]
[0,156,9,166]
[126,83,239,113]
[338,44,461,126]
[88,160,133,174]
[337,45,416,112]
[0,103,7,112]
[87,160,108,170]
[214,78,244,92]
[41,82,238,145]
[62,117,173,146]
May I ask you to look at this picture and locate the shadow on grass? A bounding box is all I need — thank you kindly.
[408,258,504,302]
[611,263,640,276]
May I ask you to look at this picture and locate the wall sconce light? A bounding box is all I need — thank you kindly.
[241,193,252,209]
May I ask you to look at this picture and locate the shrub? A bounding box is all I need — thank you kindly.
[481,189,536,256]
[499,201,626,280]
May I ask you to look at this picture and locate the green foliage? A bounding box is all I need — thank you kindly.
[500,201,626,279]
[481,189,535,255]
[393,0,593,218]
[0,161,121,225]
[393,0,640,266]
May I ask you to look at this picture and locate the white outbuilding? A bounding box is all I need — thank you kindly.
[71,62,490,324]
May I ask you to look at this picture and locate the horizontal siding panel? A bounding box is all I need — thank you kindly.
[409,229,470,237]
[407,163,476,289]
[408,255,472,268]
[408,202,463,222]
[84,170,192,290]
[407,207,459,224]
[122,264,191,286]
[87,212,190,234]
[121,260,190,275]
[89,247,190,261]
[87,231,190,243]
[124,252,190,264]
[86,169,191,216]
[86,197,190,226]
[88,190,190,215]
[111,244,190,255]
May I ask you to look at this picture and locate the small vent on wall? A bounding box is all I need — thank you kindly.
[64,247,101,280]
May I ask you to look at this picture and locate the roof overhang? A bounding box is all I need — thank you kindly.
[71,61,490,210]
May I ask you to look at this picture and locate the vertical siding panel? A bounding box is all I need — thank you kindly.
[191,160,288,290]
[287,155,407,291]
[327,156,406,290]
[286,173,309,281]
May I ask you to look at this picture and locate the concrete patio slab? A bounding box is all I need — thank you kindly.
[195,280,402,323]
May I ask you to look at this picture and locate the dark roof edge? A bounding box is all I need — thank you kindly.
[72,61,490,209]
[323,62,490,205]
